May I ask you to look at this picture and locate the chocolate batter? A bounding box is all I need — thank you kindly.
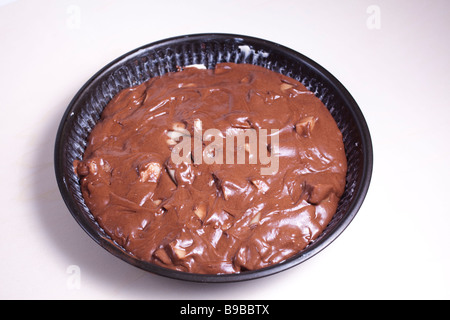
[74,63,347,274]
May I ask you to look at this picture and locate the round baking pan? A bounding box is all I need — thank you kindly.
[54,33,373,283]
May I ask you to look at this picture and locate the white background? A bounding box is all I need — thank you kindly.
[1,0,449,300]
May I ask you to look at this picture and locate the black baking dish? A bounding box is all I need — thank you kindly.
[54,33,373,282]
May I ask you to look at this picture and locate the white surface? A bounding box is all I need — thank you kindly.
[1,0,449,300]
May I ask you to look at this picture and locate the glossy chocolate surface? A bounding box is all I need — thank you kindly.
[74,63,347,274]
